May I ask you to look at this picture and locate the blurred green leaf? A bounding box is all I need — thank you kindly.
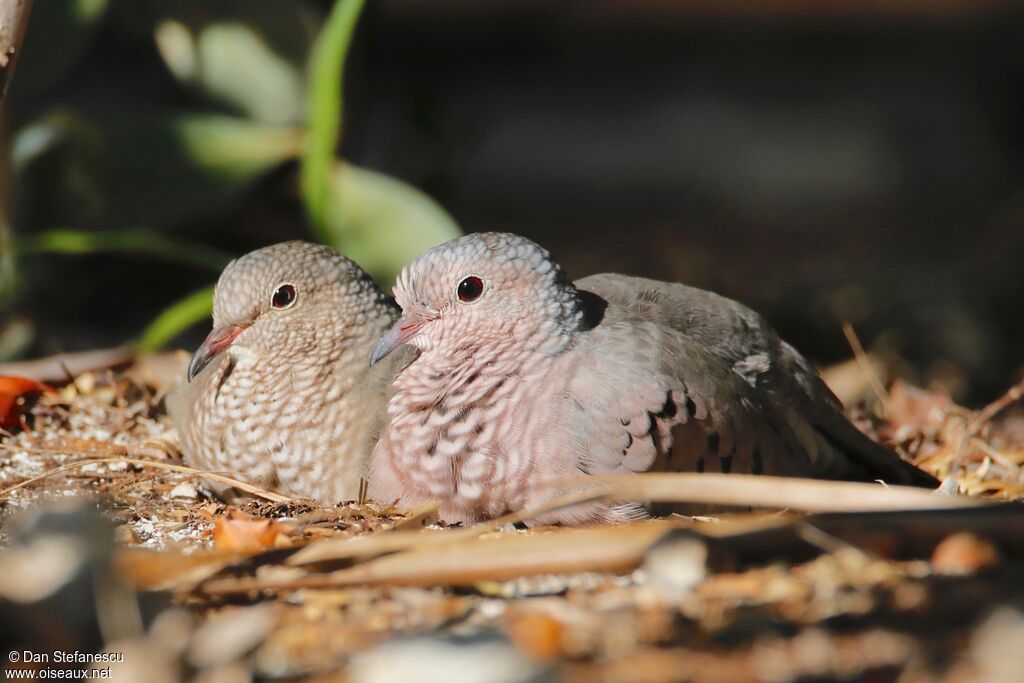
[17,229,232,272]
[301,0,365,238]
[324,163,461,284]
[13,0,110,97]
[152,0,318,125]
[13,111,304,230]
[0,218,15,309]
[0,318,34,362]
[136,285,214,352]
[171,115,305,181]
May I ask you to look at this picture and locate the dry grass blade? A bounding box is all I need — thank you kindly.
[288,488,610,566]
[0,455,294,503]
[968,377,1024,433]
[842,321,891,410]
[209,523,673,594]
[389,502,440,531]
[948,376,1024,477]
[289,476,975,568]
[116,548,252,592]
[469,487,612,528]
[287,527,461,566]
[566,473,983,512]
[0,347,135,383]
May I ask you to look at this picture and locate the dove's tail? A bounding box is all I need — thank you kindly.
[816,413,939,488]
[799,380,940,489]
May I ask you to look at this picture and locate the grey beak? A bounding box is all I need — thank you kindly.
[187,324,247,382]
[370,315,427,366]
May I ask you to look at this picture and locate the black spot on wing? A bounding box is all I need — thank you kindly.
[660,393,677,418]
[752,447,764,475]
[720,452,733,474]
[684,396,697,418]
[576,290,608,331]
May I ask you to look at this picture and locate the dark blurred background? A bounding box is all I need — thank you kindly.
[2,0,1024,402]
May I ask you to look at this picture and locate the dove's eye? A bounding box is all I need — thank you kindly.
[271,283,297,309]
[457,276,484,303]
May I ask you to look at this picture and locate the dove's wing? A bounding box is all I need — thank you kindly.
[574,274,936,487]
[564,306,815,481]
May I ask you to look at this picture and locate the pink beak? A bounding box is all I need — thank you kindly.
[187,324,247,382]
[369,315,427,366]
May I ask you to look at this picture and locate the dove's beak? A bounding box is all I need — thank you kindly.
[187,324,247,382]
[370,315,427,366]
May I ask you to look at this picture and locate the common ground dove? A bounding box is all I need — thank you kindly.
[368,232,938,524]
[169,241,408,502]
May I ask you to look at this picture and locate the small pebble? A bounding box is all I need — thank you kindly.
[170,482,198,499]
[931,532,999,575]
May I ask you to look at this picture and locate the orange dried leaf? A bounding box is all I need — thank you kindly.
[0,376,54,428]
[213,510,295,553]
[506,610,565,661]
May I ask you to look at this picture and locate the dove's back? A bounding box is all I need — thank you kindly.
[572,273,936,488]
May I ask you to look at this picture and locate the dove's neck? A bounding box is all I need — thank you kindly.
[384,329,561,510]
[379,290,598,521]
[528,282,604,356]
[386,284,601,423]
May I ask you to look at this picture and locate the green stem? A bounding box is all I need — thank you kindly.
[135,284,215,352]
[300,0,365,241]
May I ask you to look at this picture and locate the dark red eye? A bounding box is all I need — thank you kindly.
[271,283,297,309]
[457,276,484,303]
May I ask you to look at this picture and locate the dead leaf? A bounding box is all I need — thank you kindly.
[0,375,54,428]
[116,548,248,592]
[206,523,673,594]
[213,509,296,553]
[506,610,565,661]
[886,381,961,440]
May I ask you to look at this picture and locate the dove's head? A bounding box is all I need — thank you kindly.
[370,232,585,365]
[188,241,391,382]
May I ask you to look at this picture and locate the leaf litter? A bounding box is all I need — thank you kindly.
[1,351,1024,682]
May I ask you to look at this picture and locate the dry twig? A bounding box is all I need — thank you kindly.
[948,376,1024,479]
[0,454,294,503]
[556,473,981,512]
[841,321,891,411]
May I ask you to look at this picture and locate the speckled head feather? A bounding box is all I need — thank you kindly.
[212,240,392,358]
[170,240,404,504]
[388,233,584,359]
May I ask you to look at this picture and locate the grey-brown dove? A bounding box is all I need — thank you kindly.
[169,241,408,502]
[368,232,938,524]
